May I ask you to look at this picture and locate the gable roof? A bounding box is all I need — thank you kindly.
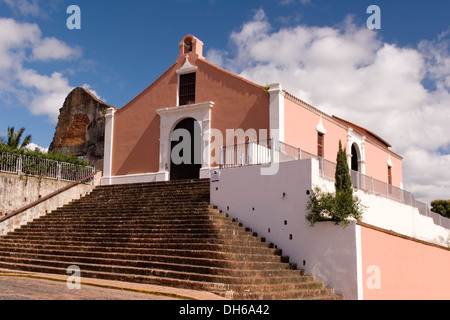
[282,88,400,158]
[197,58,265,90]
[332,115,392,148]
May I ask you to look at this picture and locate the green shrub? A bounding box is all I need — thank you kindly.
[306,186,364,227]
[0,143,90,166]
[431,200,450,219]
[306,140,365,227]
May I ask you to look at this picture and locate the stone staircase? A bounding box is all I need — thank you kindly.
[0,179,342,300]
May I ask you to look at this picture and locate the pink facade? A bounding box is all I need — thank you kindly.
[111,35,269,177]
[104,34,403,188]
[360,223,450,299]
[284,97,348,160]
[364,141,402,187]
[98,35,450,300]
[283,95,402,187]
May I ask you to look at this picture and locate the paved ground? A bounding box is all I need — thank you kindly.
[0,269,227,301]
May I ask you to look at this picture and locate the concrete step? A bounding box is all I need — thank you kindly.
[0,179,341,300]
[0,252,300,277]
[0,255,304,285]
[0,238,277,254]
[0,246,289,266]
[0,260,334,300]
[0,242,284,263]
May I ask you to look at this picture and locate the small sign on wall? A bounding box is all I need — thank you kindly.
[211,169,220,182]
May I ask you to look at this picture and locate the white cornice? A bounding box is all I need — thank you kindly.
[387,156,393,168]
[176,55,198,75]
[156,101,214,117]
[316,116,327,134]
[283,91,347,130]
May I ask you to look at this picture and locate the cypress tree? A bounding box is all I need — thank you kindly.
[334,140,362,225]
[335,140,352,192]
[306,140,364,227]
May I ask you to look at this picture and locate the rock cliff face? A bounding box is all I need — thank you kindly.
[49,87,115,171]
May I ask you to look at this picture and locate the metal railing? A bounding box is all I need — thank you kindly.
[0,151,96,184]
[220,139,305,169]
[415,201,450,229]
[220,140,271,168]
[350,169,415,205]
[219,139,450,230]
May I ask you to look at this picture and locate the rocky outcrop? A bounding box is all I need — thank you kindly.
[49,87,116,171]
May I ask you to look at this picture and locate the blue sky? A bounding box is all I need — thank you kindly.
[0,0,449,203]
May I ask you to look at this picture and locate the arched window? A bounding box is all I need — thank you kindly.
[317,133,324,158]
[179,73,196,106]
[170,118,201,180]
[183,37,193,54]
[351,144,360,172]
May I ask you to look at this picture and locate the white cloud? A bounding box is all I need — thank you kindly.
[81,84,105,102]
[0,18,41,70]
[0,17,93,123]
[18,69,70,94]
[16,69,72,120]
[25,142,48,153]
[280,0,311,5]
[31,37,81,61]
[280,0,294,5]
[208,9,450,204]
[204,48,225,67]
[2,0,45,18]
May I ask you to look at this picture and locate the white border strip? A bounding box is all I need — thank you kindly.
[355,224,364,300]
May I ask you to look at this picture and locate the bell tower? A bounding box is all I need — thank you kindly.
[179,35,204,59]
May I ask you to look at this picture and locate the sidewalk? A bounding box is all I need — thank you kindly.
[0,268,228,300]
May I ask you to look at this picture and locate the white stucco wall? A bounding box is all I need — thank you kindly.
[311,168,450,248]
[210,159,359,300]
[211,157,450,300]
[0,172,100,236]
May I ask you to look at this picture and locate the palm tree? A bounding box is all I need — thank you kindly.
[6,127,32,149]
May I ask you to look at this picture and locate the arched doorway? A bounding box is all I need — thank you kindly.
[351,143,360,172]
[170,118,202,180]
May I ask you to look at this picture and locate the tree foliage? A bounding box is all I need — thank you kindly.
[0,139,89,167]
[6,127,32,149]
[306,140,365,227]
[335,141,352,192]
[431,200,450,219]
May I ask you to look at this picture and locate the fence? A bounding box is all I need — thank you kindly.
[0,151,96,184]
[220,140,271,168]
[220,139,307,169]
[219,139,450,230]
[220,139,333,175]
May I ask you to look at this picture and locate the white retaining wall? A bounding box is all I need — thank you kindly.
[312,169,450,248]
[211,158,450,300]
[210,159,360,299]
[0,172,100,236]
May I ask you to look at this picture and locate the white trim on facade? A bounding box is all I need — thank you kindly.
[355,224,364,300]
[156,101,214,180]
[283,91,348,130]
[268,83,285,142]
[316,116,327,135]
[347,128,366,175]
[176,55,198,75]
[102,172,163,185]
[176,56,198,107]
[387,155,393,168]
[101,107,116,185]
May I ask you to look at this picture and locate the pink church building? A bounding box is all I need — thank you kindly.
[102,34,402,188]
[100,35,450,300]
